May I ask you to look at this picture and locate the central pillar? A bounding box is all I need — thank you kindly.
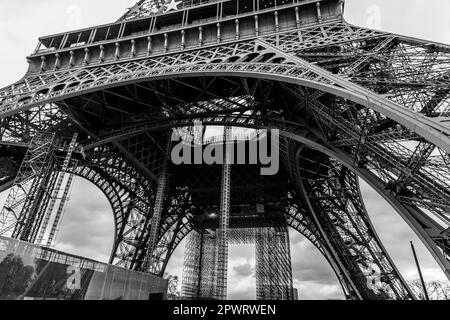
[216,127,232,300]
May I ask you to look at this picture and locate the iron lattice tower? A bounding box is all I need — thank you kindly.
[1,0,450,300]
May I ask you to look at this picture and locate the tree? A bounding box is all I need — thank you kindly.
[408,279,450,300]
[0,254,35,300]
[164,272,181,300]
[427,281,450,300]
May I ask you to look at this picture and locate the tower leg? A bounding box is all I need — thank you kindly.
[0,133,57,241]
[38,133,79,246]
[0,132,81,243]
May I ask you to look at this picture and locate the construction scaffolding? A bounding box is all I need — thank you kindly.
[37,133,79,246]
[181,229,218,300]
[216,126,232,300]
[256,223,294,300]
[0,132,83,245]
[182,219,294,300]
[0,133,57,240]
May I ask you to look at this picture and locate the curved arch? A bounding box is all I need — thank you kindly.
[280,130,450,281]
[73,166,124,263]
[159,206,346,289]
[4,68,445,294]
[2,62,449,153]
[292,141,415,299]
[106,117,449,284]
[41,116,443,297]
[58,170,116,261]
[158,201,328,277]
[160,200,375,300]
[72,151,157,268]
[146,129,414,298]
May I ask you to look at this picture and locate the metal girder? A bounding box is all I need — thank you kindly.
[85,100,450,284]
[89,100,450,283]
[79,95,450,230]
[294,147,414,300]
[293,30,450,117]
[37,133,79,245]
[0,104,68,147]
[282,85,450,226]
[0,133,57,239]
[72,149,156,269]
[1,36,449,156]
[262,21,388,54]
[141,136,171,274]
[0,132,82,245]
[394,141,435,193]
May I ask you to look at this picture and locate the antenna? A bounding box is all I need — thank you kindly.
[410,241,430,300]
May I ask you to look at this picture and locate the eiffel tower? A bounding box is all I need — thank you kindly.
[0,0,449,300]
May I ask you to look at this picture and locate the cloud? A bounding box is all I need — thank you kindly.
[345,0,450,44]
[360,180,448,283]
[54,177,114,263]
[228,276,256,300]
[294,280,343,300]
[0,0,136,88]
[233,263,254,278]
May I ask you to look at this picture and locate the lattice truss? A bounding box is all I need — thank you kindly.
[182,229,218,299]
[0,133,57,239]
[294,143,412,299]
[74,75,445,284]
[0,132,81,245]
[1,7,450,301]
[255,224,294,300]
[0,104,68,186]
[182,223,294,300]
[73,146,159,270]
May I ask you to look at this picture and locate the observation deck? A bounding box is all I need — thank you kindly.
[27,0,344,73]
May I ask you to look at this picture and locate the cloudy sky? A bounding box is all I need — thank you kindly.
[1,0,450,300]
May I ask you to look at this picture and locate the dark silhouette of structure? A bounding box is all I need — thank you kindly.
[0,0,449,300]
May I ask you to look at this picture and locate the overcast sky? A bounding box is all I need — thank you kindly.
[1,0,450,300]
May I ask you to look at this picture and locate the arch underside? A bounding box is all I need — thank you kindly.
[72,125,417,300]
[1,21,449,300]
